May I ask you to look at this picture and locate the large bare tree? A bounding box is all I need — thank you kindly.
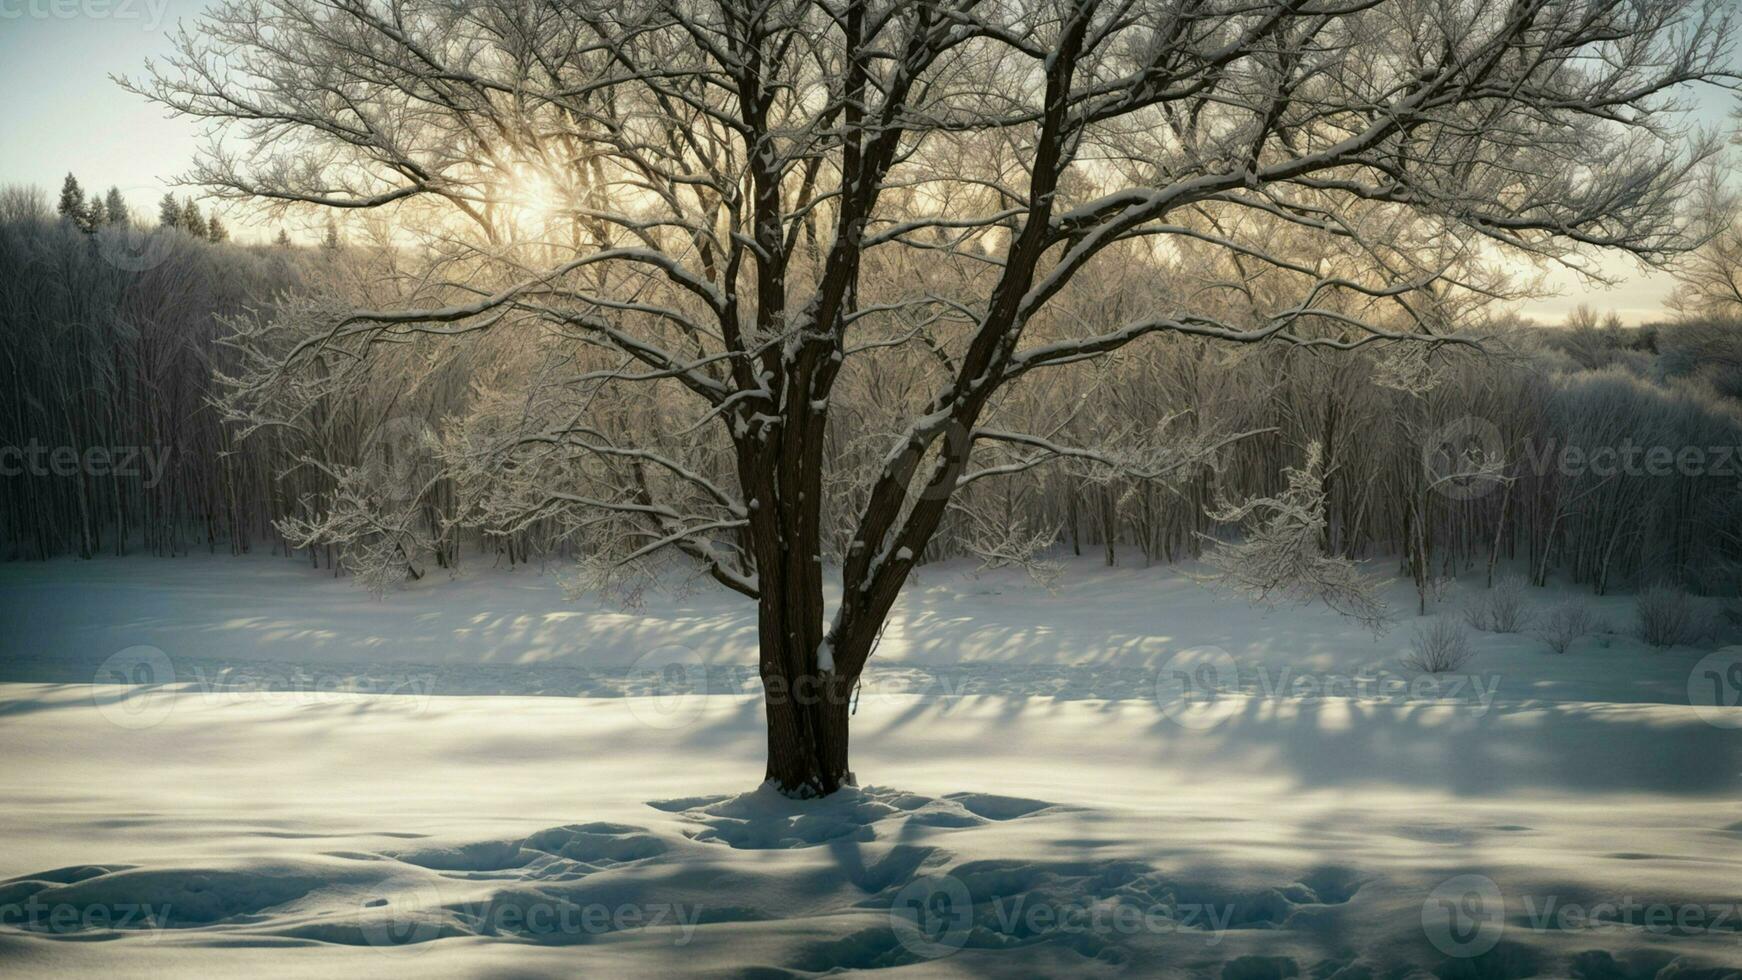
[136,0,1733,795]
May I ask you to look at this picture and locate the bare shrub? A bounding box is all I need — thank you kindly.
[1405,619,1474,674]
[1463,574,1535,633]
[1637,584,1708,648]
[1537,602,1598,654]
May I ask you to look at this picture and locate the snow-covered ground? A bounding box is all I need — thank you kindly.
[1,554,1738,977]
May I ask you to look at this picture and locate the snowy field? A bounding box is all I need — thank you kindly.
[1,555,1739,978]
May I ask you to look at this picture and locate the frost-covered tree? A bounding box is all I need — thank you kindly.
[1668,161,1742,319]
[103,187,130,227]
[157,193,181,229]
[56,173,86,226]
[1205,443,1387,628]
[179,198,205,237]
[136,0,1735,796]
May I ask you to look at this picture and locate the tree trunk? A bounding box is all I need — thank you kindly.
[745,439,855,797]
[760,634,854,796]
[1099,485,1117,566]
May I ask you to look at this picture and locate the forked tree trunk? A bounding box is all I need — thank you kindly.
[754,563,857,795]
[745,450,859,797]
[760,630,854,796]
[736,2,1095,798]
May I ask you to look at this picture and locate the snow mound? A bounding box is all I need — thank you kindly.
[945,792,1061,821]
[652,784,1069,849]
[1,862,329,929]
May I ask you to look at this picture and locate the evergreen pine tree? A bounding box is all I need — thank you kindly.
[158,193,181,228]
[83,198,107,229]
[180,198,205,236]
[104,187,129,226]
[322,216,341,250]
[207,214,229,243]
[274,228,292,247]
[56,174,87,225]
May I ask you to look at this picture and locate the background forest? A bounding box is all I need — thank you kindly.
[5,176,1742,610]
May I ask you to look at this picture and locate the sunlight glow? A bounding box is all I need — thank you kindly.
[506,165,567,216]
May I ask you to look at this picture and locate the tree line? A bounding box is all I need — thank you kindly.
[51,171,326,245]
[5,175,1740,606]
[0,185,302,560]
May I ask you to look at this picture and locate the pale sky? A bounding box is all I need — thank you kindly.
[0,0,207,221]
[0,3,1735,323]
